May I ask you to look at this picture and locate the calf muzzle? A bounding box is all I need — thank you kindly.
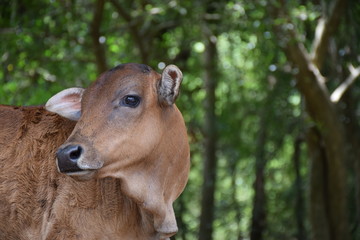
[56,145,83,173]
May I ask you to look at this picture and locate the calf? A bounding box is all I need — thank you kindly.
[0,63,190,240]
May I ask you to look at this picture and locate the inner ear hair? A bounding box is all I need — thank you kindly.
[159,65,183,106]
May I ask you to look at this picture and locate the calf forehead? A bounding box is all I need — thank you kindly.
[110,63,152,73]
[85,63,159,102]
[104,63,157,86]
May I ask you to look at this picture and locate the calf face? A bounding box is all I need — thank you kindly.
[45,63,190,237]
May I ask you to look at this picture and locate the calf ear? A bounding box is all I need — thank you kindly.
[158,65,183,106]
[45,87,84,121]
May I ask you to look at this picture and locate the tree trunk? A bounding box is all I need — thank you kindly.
[341,90,360,236]
[286,42,349,240]
[286,40,349,240]
[249,86,277,240]
[90,0,107,74]
[267,0,350,238]
[198,29,218,240]
[250,115,267,240]
[307,127,331,240]
[293,136,306,240]
[173,195,187,240]
[228,158,242,240]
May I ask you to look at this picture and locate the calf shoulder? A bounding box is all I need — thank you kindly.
[0,105,75,239]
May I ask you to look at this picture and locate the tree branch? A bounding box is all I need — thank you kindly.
[331,65,360,103]
[266,1,331,120]
[108,0,132,22]
[311,0,347,69]
[109,0,149,63]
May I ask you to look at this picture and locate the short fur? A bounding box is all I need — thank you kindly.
[0,63,190,240]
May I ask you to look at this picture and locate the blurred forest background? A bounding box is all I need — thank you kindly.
[1,0,360,239]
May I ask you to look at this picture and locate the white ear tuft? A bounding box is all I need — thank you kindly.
[45,87,84,121]
[158,65,183,106]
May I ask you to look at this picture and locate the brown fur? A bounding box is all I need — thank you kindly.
[0,63,190,240]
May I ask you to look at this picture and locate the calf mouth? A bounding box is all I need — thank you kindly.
[66,170,97,181]
[55,158,96,177]
[66,170,93,175]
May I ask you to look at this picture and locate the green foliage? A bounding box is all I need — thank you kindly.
[1,0,97,105]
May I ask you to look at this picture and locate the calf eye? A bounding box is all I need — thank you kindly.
[122,95,141,108]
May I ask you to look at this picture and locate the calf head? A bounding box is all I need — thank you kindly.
[46,63,190,238]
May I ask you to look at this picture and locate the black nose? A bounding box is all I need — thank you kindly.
[56,145,83,173]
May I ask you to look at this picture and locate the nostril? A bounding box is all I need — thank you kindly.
[56,144,84,173]
[69,146,82,161]
[58,145,83,163]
